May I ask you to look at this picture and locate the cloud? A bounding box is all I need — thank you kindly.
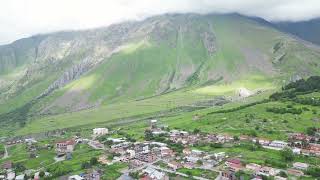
[0,0,320,44]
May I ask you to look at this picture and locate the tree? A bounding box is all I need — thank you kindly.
[144,129,153,140]
[39,171,45,177]
[280,148,294,162]
[14,163,26,172]
[233,136,240,141]
[81,162,91,169]
[90,157,98,165]
[279,171,288,178]
[129,172,139,179]
[193,128,201,134]
[306,127,317,136]
[196,160,203,166]
[306,167,320,177]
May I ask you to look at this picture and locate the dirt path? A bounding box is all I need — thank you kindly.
[2,145,9,159]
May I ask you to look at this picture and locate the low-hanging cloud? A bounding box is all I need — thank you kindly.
[1,0,320,45]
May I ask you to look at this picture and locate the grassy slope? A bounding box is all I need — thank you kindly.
[3,14,320,136]
[162,92,320,140]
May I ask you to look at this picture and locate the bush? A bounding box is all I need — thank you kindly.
[90,157,98,166]
[280,148,294,162]
[305,167,320,177]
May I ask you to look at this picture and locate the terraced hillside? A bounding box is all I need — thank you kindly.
[1,14,320,136]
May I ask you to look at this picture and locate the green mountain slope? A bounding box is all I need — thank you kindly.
[1,14,320,136]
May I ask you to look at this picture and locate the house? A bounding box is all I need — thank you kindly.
[225,159,242,172]
[292,162,309,170]
[107,138,125,143]
[142,167,169,180]
[214,152,226,161]
[191,149,204,156]
[287,169,304,177]
[292,148,301,155]
[183,162,195,169]
[182,148,191,155]
[220,170,236,180]
[83,170,100,180]
[88,140,104,150]
[258,138,271,146]
[168,161,181,170]
[202,159,217,169]
[150,119,158,128]
[289,133,312,142]
[93,128,108,136]
[56,139,76,153]
[185,156,199,163]
[2,161,13,170]
[269,141,288,149]
[258,166,279,176]
[6,172,15,180]
[308,143,320,155]
[160,147,173,157]
[15,174,25,180]
[68,175,84,180]
[135,152,157,163]
[129,159,144,169]
[33,172,50,179]
[25,138,37,145]
[98,155,112,165]
[246,163,261,172]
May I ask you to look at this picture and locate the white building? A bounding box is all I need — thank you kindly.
[269,141,288,149]
[15,174,25,180]
[293,162,309,170]
[143,167,168,180]
[93,128,108,136]
[7,172,15,180]
[68,175,84,180]
[292,148,301,155]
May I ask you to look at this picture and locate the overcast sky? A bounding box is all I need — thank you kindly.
[1,0,320,45]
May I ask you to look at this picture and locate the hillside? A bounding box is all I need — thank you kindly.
[1,14,320,136]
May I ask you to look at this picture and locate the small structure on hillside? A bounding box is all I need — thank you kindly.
[150,119,158,129]
[93,128,108,136]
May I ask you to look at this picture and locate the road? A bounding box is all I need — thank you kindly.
[1,145,9,159]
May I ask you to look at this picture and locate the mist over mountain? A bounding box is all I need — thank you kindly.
[273,18,320,46]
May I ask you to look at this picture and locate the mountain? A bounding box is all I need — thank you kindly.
[274,18,320,46]
[1,13,320,136]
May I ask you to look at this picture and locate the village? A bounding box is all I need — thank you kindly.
[1,119,320,180]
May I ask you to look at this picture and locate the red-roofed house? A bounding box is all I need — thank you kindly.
[2,161,12,170]
[225,159,242,172]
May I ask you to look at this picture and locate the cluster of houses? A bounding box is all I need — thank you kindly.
[221,158,310,180]
[2,121,320,180]
[156,126,320,158]
[0,161,50,180]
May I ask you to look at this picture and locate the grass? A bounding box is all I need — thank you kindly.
[101,163,128,180]
[177,168,218,179]
[160,98,320,140]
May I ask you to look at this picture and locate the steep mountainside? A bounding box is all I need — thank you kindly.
[1,14,320,135]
